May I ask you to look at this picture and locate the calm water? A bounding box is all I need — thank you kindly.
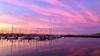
[0,37,100,56]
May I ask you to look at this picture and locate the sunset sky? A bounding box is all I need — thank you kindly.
[0,0,100,34]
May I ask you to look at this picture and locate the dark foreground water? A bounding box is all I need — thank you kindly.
[0,37,100,56]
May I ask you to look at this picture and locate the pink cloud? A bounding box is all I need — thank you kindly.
[1,0,84,18]
[70,0,100,23]
[43,0,83,18]
[0,13,70,29]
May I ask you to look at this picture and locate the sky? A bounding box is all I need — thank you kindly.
[0,0,100,34]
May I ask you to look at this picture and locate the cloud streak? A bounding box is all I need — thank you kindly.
[0,0,100,34]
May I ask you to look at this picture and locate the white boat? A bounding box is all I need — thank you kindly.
[18,36,26,40]
[34,36,40,40]
[0,36,5,39]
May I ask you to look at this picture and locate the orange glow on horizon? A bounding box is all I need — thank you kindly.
[0,23,12,33]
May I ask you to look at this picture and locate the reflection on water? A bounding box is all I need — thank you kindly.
[0,37,100,56]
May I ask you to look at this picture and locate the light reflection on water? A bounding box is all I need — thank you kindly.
[0,37,100,56]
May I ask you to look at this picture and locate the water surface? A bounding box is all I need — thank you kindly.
[0,37,100,56]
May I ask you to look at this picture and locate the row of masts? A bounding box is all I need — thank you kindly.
[0,24,66,35]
